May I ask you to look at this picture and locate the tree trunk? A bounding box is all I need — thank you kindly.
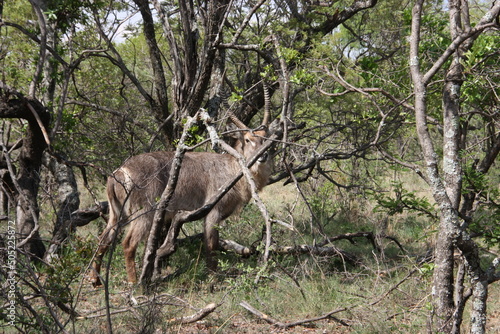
[409,1,500,331]
[149,0,230,142]
[133,0,171,143]
[0,95,50,260]
[43,154,80,263]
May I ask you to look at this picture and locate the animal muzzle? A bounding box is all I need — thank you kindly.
[258,152,269,163]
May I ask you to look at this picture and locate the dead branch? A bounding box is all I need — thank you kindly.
[175,232,405,265]
[218,232,409,264]
[218,237,359,262]
[69,204,402,269]
[140,112,199,289]
[239,301,349,328]
[79,295,219,326]
[70,202,108,226]
[218,139,273,262]
[166,302,219,324]
[220,239,253,256]
[76,293,218,324]
[271,244,359,263]
[369,268,419,306]
[321,231,406,253]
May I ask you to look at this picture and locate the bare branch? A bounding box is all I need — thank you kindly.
[422,4,500,85]
[140,112,202,287]
[166,303,220,324]
[240,301,349,328]
[26,102,51,148]
[217,140,273,262]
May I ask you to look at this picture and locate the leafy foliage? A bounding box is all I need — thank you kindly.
[1,0,500,332]
[373,182,437,220]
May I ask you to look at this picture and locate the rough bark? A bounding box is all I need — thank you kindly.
[409,1,500,332]
[42,154,80,263]
[149,0,230,142]
[410,1,457,331]
[132,0,171,142]
[0,92,49,259]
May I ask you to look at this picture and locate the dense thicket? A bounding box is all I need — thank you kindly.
[1,1,499,333]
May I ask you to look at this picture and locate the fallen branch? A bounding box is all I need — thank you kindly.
[73,206,399,267]
[166,302,220,324]
[219,238,359,264]
[369,268,418,306]
[79,293,219,325]
[220,239,253,256]
[271,244,358,263]
[72,202,402,259]
[239,301,349,328]
[321,231,406,253]
[174,232,406,265]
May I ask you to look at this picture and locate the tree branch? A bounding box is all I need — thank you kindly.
[240,301,349,328]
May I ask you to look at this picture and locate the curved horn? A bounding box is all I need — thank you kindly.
[228,112,249,129]
[262,81,271,126]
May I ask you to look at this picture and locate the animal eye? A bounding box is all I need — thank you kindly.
[245,138,250,143]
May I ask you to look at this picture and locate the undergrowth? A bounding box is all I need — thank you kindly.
[2,178,499,333]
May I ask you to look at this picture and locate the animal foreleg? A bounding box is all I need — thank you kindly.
[204,212,221,272]
[154,215,184,279]
[91,224,119,286]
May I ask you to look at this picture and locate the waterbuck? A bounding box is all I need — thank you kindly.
[90,115,272,286]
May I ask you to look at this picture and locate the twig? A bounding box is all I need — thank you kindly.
[369,268,418,306]
[76,293,218,324]
[239,301,349,328]
[321,231,406,253]
[273,259,307,301]
[80,299,219,325]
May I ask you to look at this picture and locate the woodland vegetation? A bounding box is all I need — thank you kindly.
[1,0,499,333]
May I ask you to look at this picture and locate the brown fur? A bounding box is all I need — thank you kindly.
[90,129,271,285]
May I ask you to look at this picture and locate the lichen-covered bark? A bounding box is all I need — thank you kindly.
[43,154,80,263]
[409,1,500,332]
[417,51,493,334]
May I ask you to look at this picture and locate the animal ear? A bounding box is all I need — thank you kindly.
[254,124,269,133]
[223,119,243,148]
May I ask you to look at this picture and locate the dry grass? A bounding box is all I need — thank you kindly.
[4,172,500,333]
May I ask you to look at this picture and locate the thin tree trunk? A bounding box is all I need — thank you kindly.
[409,1,500,331]
[132,0,171,142]
[410,1,457,331]
[43,154,80,263]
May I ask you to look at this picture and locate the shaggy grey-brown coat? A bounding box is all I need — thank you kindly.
[90,127,271,286]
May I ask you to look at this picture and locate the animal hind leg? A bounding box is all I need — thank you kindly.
[122,224,143,284]
[91,214,120,286]
[154,215,184,278]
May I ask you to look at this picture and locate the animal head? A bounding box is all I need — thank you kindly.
[228,113,269,163]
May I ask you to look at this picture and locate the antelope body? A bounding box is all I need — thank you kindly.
[90,120,271,285]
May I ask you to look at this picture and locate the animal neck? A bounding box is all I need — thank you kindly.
[251,162,271,191]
